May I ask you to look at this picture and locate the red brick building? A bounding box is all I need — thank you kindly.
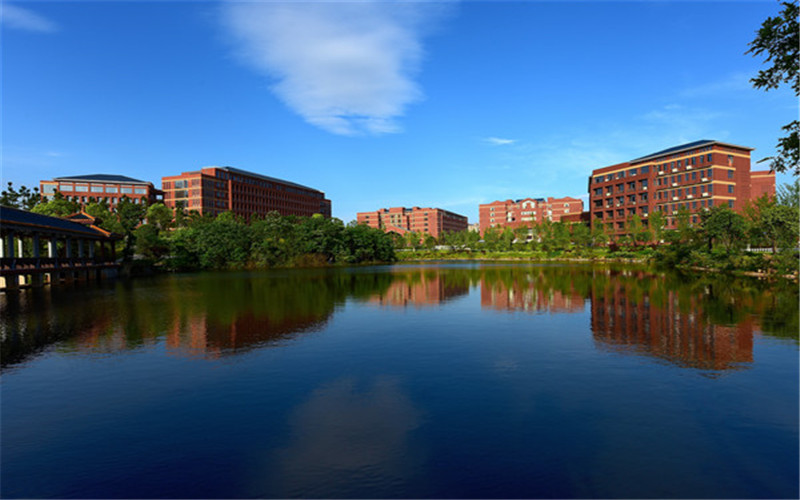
[356,206,468,238]
[162,166,331,219]
[479,196,583,233]
[589,140,775,238]
[40,174,162,208]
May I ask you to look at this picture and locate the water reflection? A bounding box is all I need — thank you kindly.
[266,377,423,498]
[367,268,469,307]
[1,264,796,371]
[589,270,755,370]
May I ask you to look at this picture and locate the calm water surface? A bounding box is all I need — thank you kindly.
[1,263,798,498]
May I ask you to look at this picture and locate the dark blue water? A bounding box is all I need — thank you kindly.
[2,263,798,498]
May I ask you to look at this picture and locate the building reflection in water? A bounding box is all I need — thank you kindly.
[367,268,469,308]
[481,278,585,313]
[2,266,792,370]
[164,310,330,359]
[589,269,755,371]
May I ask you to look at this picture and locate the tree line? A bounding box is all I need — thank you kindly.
[1,185,396,270]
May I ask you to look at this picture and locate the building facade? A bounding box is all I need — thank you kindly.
[161,166,331,219]
[40,174,162,208]
[479,196,584,233]
[588,140,775,238]
[356,207,468,238]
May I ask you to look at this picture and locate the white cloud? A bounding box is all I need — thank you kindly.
[484,137,516,146]
[1,3,57,33]
[221,0,452,136]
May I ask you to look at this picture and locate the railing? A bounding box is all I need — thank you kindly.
[0,257,118,273]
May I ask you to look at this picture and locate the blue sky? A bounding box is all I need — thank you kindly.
[2,0,795,223]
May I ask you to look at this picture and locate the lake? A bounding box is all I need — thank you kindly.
[1,262,798,498]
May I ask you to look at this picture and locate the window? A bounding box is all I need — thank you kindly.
[43,184,56,194]
[121,187,133,194]
[135,188,147,194]
[728,201,734,208]
[707,153,712,162]
[640,165,650,174]
[91,186,104,193]
[692,172,697,180]
[629,168,637,176]
[106,186,118,193]
[727,170,734,179]
[59,183,74,191]
[75,185,89,192]
[728,185,734,194]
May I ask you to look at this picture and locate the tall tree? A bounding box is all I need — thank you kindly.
[747,0,799,175]
[1,182,41,210]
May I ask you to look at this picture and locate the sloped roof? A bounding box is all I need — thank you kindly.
[52,174,151,185]
[209,166,324,194]
[0,206,117,239]
[631,140,753,163]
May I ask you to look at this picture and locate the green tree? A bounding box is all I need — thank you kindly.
[745,195,799,252]
[108,196,148,260]
[747,0,799,175]
[569,223,591,248]
[648,210,666,243]
[701,206,748,252]
[590,223,609,247]
[31,191,80,217]
[146,203,174,231]
[0,182,41,210]
[627,215,650,247]
[777,179,799,207]
[135,223,169,260]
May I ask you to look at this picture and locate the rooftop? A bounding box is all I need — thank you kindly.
[631,140,753,163]
[52,174,151,185]
[206,166,324,194]
[0,206,116,238]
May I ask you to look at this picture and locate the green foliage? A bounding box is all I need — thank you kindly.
[31,191,80,217]
[701,206,747,252]
[1,182,40,210]
[747,0,799,175]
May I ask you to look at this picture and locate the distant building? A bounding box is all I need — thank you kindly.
[162,166,331,219]
[357,207,468,238]
[40,174,162,208]
[588,140,776,238]
[479,196,584,233]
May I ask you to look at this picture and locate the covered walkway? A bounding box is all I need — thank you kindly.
[0,206,121,290]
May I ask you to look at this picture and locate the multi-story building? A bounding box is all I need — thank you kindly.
[588,140,775,237]
[162,166,331,219]
[479,196,583,233]
[356,206,468,238]
[40,174,162,207]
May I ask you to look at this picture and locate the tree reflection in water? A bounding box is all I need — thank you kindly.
[1,264,796,371]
